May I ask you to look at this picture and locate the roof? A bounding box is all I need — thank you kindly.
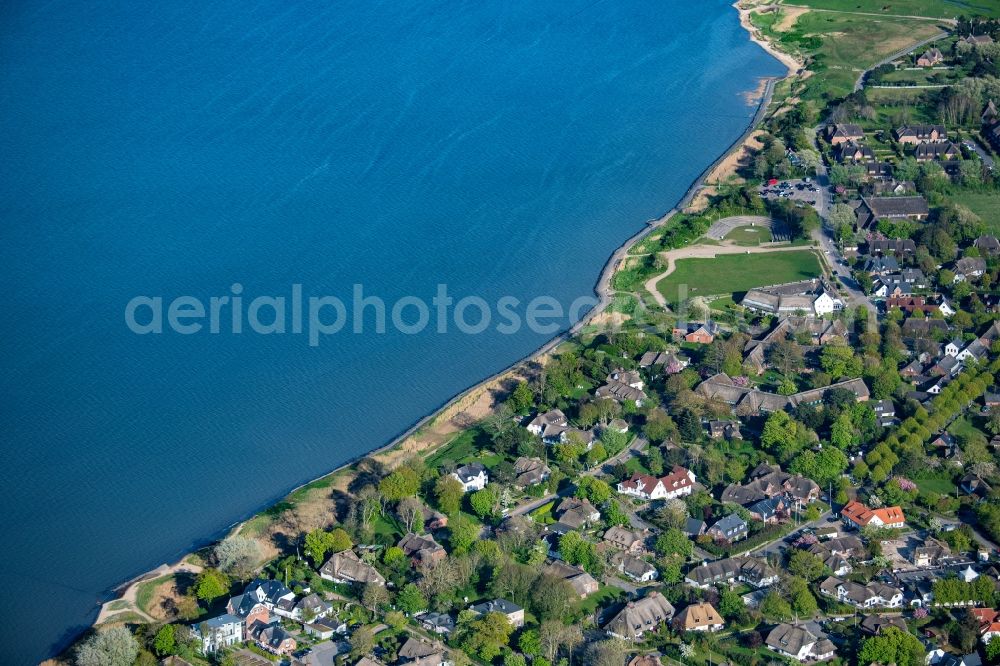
[676,602,724,630]
[204,613,243,628]
[470,598,522,616]
[528,409,566,429]
[709,513,748,535]
[766,623,819,655]
[863,196,930,219]
[320,550,386,585]
[604,591,675,637]
[453,462,487,483]
[841,500,905,526]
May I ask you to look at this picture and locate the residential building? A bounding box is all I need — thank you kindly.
[469,599,524,628]
[595,381,647,407]
[617,466,694,501]
[914,141,960,161]
[747,496,786,524]
[603,526,648,554]
[527,409,567,436]
[419,612,456,635]
[917,47,944,66]
[194,614,243,654]
[707,514,748,542]
[320,550,386,586]
[615,553,658,582]
[684,557,778,589]
[512,457,550,488]
[827,123,864,145]
[765,623,836,661]
[398,533,447,566]
[674,602,724,632]
[604,591,675,639]
[398,637,449,666]
[451,462,488,492]
[895,124,947,144]
[543,560,600,598]
[841,500,906,529]
[855,196,930,228]
[553,497,600,528]
[819,576,904,608]
[672,321,718,345]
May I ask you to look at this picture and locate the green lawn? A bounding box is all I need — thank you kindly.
[952,192,1000,235]
[723,225,773,245]
[788,10,946,101]
[135,575,174,615]
[915,477,957,495]
[785,0,1000,19]
[425,427,490,468]
[657,250,823,308]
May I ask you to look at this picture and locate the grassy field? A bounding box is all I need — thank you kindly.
[657,250,823,308]
[788,10,946,101]
[915,477,958,495]
[724,225,773,245]
[783,0,1000,19]
[953,192,1000,234]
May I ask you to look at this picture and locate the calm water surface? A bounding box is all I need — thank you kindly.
[0,0,783,661]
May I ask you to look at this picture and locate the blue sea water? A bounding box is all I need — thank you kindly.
[0,0,783,661]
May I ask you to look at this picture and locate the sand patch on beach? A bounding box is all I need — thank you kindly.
[776,6,808,31]
[688,130,765,212]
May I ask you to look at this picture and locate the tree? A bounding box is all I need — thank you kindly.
[654,528,693,560]
[76,627,140,666]
[602,499,631,527]
[459,611,514,661]
[788,576,818,617]
[787,549,828,581]
[508,381,534,413]
[397,583,427,614]
[349,625,376,659]
[575,477,612,505]
[987,635,1000,662]
[362,581,389,612]
[469,485,501,519]
[397,497,425,533]
[304,529,336,565]
[858,627,925,666]
[759,591,792,621]
[768,336,805,376]
[195,568,230,603]
[449,516,479,554]
[518,628,541,658]
[379,467,420,502]
[329,527,352,552]
[820,343,862,380]
[434,474,464,516]
[152,624,176,657]
[585,638,629,666]
[214,536,261,581]
[718,587,744,619]
[530,575,576,621]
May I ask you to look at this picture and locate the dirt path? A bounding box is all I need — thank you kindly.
[644,242,817,309]
[780,3,957,24]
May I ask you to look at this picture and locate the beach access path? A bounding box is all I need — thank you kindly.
[643,241,816,310]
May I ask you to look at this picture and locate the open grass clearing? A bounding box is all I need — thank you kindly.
[657,250,823,308]
[723,225,773,245]
[783,0,1000,20]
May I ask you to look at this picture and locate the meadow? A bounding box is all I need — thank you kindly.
[656,250,823,308]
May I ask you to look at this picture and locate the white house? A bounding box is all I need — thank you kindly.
[452,463,488,492]
[195,614,244,654]
[617,473,665,500]
[813,291,840,316]
[527,409,567,436]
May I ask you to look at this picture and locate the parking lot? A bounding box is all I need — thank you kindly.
[759,178,823,211]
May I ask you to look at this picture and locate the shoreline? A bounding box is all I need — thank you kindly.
[78,2,797,653]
